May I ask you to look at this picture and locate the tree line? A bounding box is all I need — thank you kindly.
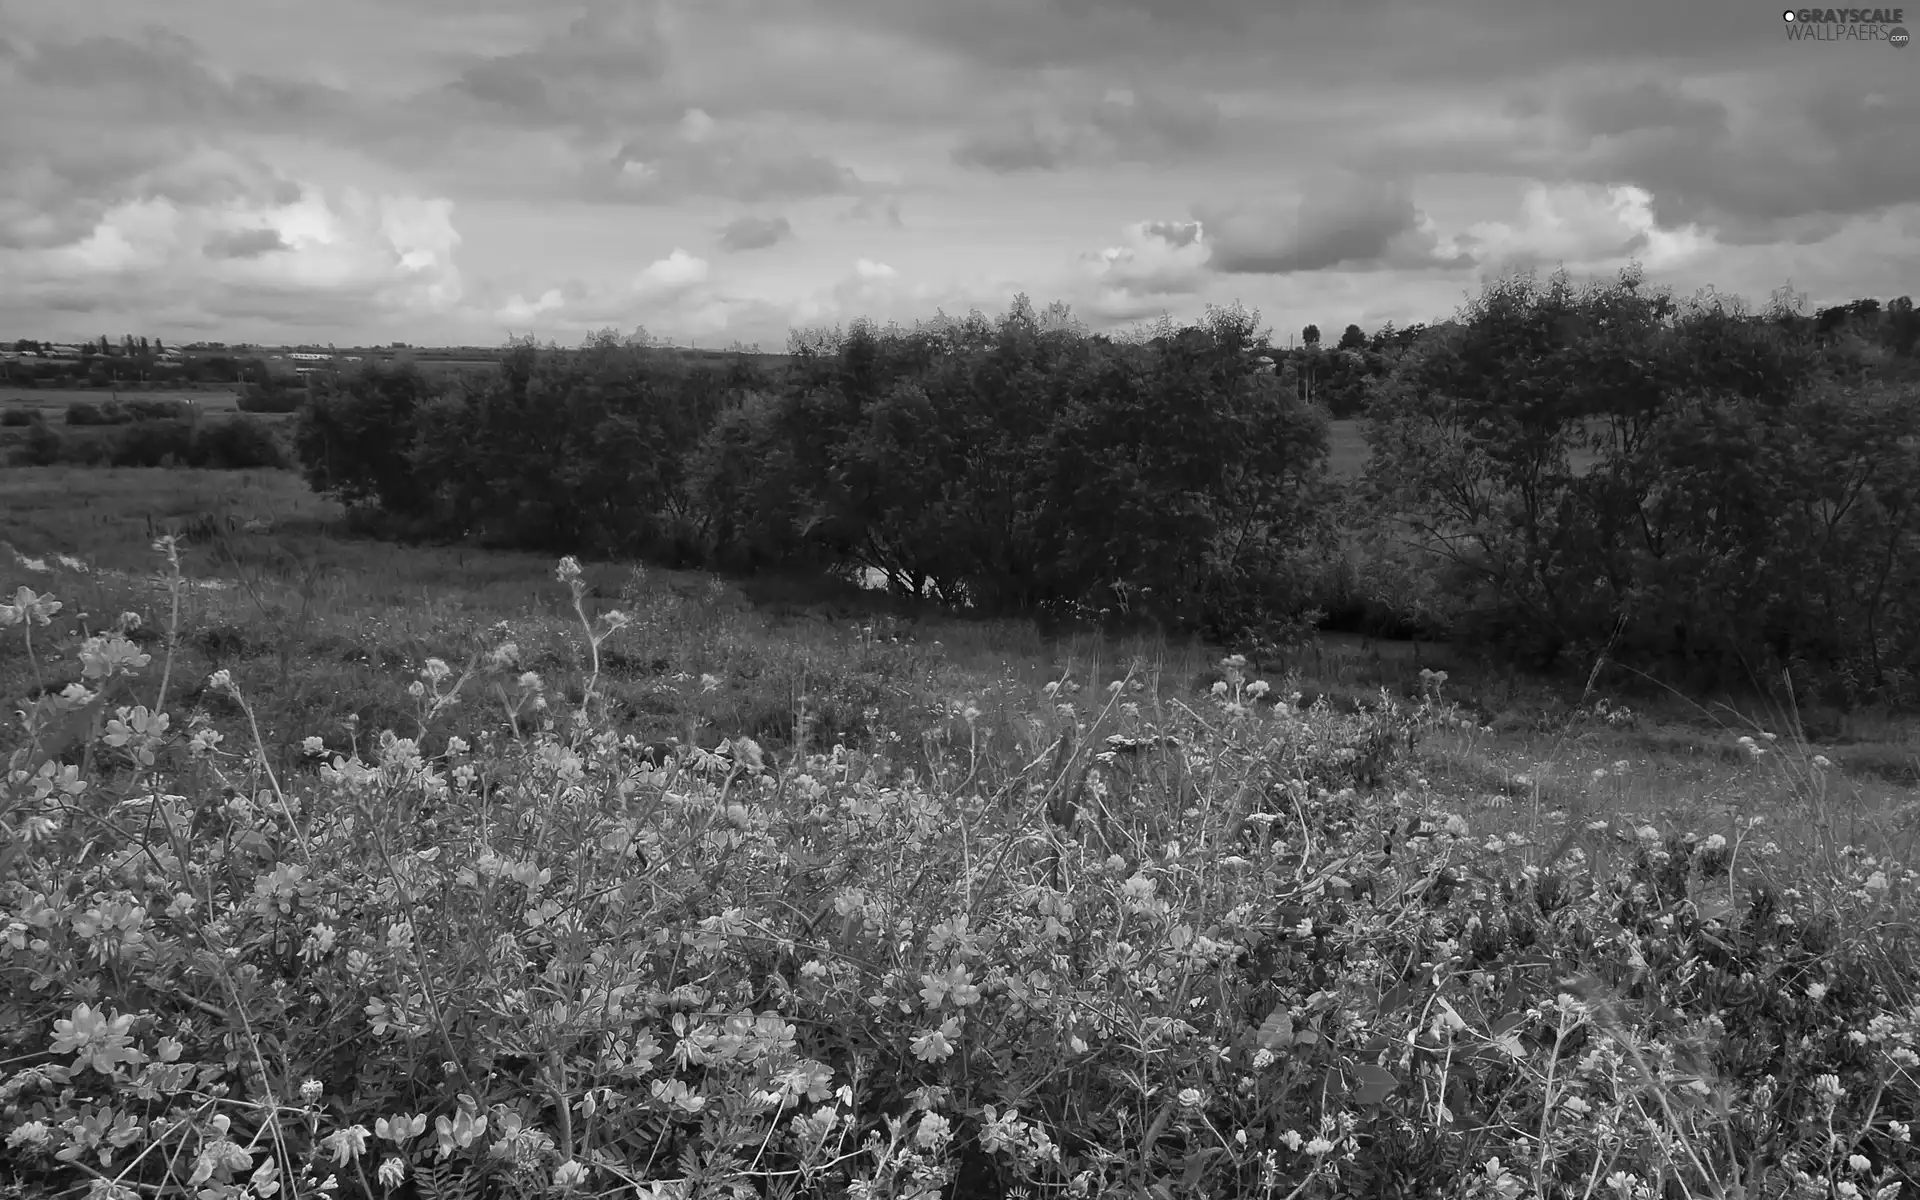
[290,272,1920,703]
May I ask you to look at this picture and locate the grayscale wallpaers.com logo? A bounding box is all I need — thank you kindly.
[1783,7,1910,44]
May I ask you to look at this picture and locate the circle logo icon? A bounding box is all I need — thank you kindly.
[1783,8,1797,18]
[1892,25,1911,46]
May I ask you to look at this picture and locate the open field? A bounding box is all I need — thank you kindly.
[0,385,249,414]
[5,463,1920,1197]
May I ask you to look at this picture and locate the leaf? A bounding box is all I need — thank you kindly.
[1256,1009,1294,1051]
[1697,889,1734,924]
[1351,1063,1399,1105]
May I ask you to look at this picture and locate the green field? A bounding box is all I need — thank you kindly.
[5,463,1919,1197]
[0,385,248,413]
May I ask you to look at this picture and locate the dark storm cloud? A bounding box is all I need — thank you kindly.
[953,84,1223,173]
[203,228,290,260]
[1143,220,1201,248]
[1198,175,1471,274]
[718,214,793,251]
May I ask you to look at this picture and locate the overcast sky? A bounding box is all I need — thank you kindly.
[2,0,1915,349]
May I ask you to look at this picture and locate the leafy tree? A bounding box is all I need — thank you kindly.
[1302,324,1321,347]
[293,361,438,513]
[1337,323,1368,351]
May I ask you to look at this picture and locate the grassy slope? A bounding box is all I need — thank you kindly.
[3,465,1915,848]
[5,464,1920,1197]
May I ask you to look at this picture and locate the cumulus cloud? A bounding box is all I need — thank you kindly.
[1076,219,1211,320]
[1460,183,1711,277]
[493,248,710,329]
[0,0,1908,345]
[718,214,793,252]
[1197,175,1473,275]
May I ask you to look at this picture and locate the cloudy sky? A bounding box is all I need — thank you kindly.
[2,0,1915,349]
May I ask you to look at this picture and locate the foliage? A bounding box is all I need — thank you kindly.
[4,549,1920,1200]
[1362,268,1920,700]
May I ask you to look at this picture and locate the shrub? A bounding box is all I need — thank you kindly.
[122,397,191,422]
[65,400,132,426]
[12,415,64,465]
[237,390,304,414]
[108,418,197,468]
[194,415,286,469]
[0,408,32,427]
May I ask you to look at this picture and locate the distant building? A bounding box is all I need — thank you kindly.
[289,352,331,362]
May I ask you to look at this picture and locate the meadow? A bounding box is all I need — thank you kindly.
[3,459,1919,1199]
[0,386,249,410]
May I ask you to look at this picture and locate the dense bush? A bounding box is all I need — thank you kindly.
[238,389,305,414]
[0,408,32,427]
[276,282,1920,699]
[194,414,287,469]
[3,552,1918,1199]
[108,418,198,468]
[12,416,63,466]
[1362,268,1920,699]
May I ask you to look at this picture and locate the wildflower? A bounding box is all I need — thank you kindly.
[300,1079,324,1105]
[553,1160,589,1190]
[207,668,234,693]
[375,1114,427,1142]
[80,635,150,679]
[1814,1073,1845,1101]
[320,1125,371,1166]
[0,586,61,627]
[1278,1130,1304,1151]
[434,1106,489,1160]
[1807,982,1829,1003]
[1305,1136,1335,1156]
[1177,1088,1205,1111]
[915,1113,952,1149]
[1813,755,1833,770]
[910,1017,961,1062]
[302,736,326,756]
[49,1003,146,1076]
[1848,1155,1871,1174]
[376,1158,406,1189]
[5,1121,53,1154]
[1445,813,1468,837]
[649,1079,706,1114]
[1890,1121,1911,1142]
